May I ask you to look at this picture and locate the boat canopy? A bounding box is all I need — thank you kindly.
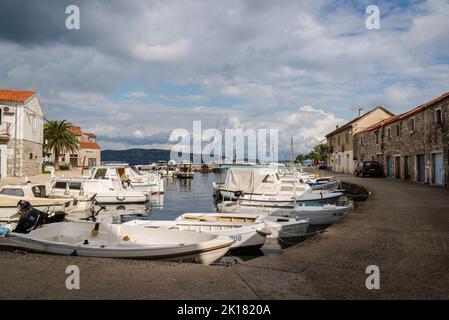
[223,168,282,195]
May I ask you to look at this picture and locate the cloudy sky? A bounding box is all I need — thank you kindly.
[1,0,448,158]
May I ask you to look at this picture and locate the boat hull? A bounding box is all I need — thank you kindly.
[218,203,350,226]
[218,190,342,206]
[94,193,149,205]
[0,222,233,265]
[125,220,268,250]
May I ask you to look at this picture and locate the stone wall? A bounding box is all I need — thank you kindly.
[77,148,101,167]
[7,139,43,177]
[355,97,449,186]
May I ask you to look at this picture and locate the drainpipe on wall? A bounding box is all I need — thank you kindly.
[13,104,18,176]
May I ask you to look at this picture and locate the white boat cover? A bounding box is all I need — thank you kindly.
[224,168,281,195]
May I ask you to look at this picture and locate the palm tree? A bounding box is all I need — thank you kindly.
[44,120,79,170]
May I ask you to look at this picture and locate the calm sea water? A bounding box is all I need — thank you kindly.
[95,172,225,221]
[150,172,224,219]
[94,172,309,261]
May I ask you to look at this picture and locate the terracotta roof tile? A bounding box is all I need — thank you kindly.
[357,91,449,134]
[68,126,83,136]
[357,114,402,134]
[400,91,449,119]
[0,89,35,103]
[79,141,101,149]
[83,132,96,138]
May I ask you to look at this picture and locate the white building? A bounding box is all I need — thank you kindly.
[0,89,44,177]
[326,106,394,174]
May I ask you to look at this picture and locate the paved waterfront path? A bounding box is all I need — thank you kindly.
[1,175,448,299]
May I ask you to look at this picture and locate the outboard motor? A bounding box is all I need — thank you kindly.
[14,200,48,234]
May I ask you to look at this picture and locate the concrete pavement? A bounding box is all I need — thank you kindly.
[0,174,448,299]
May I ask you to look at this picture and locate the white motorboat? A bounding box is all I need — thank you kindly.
[278,169,340,191]
[227,191,343,207]
[176,213,310,239]
[216,167,342,205]
[123,219,270,250]
[217,202,352,226]
[0,184,95,221]
[83,179,150,204]
[50,176,150,205]
[92,165,164,194]
[0,221,233,264]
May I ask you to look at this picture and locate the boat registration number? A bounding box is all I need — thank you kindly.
[230,234,242,242]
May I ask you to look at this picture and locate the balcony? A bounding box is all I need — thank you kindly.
[0,123,11,140]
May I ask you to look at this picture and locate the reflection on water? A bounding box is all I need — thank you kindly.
[94,203,151,224]
[89,172,312,260]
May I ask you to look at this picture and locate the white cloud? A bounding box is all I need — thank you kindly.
[132,39,190,62]
[124,91,147,99]
[1,0,449,152]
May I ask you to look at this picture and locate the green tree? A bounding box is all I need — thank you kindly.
[311,143,327,161]
[295,154,306,162]
[44,120,79,170]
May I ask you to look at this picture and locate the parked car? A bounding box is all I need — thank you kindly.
[354,161,383,177]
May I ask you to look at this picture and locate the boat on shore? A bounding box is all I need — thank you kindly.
[123,219,271,251]
[177,213,310,239]
[0,221,233,264]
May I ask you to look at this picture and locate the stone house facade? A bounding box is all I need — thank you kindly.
[326,106,394,174]
[355,92,449,186]
[56,125,101,168]
[0,89,44,178]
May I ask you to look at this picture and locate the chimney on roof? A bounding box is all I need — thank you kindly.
[358,108,364,117]
[336,125,339,129]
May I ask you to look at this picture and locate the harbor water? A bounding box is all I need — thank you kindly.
[95,172,309,262]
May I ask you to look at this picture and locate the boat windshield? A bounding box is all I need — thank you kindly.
[0,188,25,197]
[32,185,47,198]
[130,165,143,176]
[93,168,108,179]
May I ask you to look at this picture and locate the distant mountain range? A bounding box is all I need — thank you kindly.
[101,149,172,165]
[101,148,287,164]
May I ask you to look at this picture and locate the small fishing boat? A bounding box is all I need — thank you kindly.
[176,161,194,178]
[176,213,310,239]
[123,219,271,250]
[50,177,150,205]
[217,202,352,226]
[90,165,164,195]
[0,221,233,264]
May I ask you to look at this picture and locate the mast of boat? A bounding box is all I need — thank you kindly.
[290,137,294,163]
[293,166,297,208]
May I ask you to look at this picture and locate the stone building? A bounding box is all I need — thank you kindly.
[355,92,449,186]
[56,125,101,168]
[326,106,394,173]
[0,89,44,177]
